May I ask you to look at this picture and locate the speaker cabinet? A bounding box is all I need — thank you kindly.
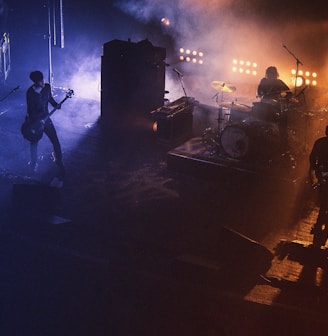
[12,183,61,220]
[101,39,166,128]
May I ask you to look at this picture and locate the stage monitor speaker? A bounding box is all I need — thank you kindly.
[218,226,273,273]
[12,183,61,220]
[156,112,193,146]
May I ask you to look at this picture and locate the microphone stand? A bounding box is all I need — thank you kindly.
[0,85,19,102]
[174,72,188,97]
[282,44,303,96]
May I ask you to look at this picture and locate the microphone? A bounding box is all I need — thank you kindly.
[173,68,183,77]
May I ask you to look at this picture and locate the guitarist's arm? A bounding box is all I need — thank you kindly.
[48,87,61,110]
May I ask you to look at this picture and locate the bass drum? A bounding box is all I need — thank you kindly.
[220,122,280,159]
[220,123,251,159]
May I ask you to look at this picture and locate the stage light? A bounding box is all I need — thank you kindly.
[291,69,318,86]
[161,17,170,26]
[152,121,158,132]
[178,47,204,65]
[232,58,258,76]
[293,76,304,87]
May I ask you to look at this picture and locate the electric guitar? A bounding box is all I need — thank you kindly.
[21,89,74,142]
[309,164,328,189]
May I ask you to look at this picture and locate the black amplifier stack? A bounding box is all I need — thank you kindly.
[101,39,166,130]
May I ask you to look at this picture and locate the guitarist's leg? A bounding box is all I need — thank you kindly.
[29,141,38,172]
[312,184,328,246]
[44,120,65,178]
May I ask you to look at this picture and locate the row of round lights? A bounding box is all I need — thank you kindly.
[291,69,317,87]
[232,59,258,76]
[179,48,204,64]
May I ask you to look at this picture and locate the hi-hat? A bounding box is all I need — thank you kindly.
[211,81,236,93]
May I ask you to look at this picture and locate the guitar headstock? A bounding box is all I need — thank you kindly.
[66,89,74,98]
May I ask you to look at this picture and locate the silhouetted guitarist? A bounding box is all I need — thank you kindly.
[309,125,328,244]
[24,70,65,178]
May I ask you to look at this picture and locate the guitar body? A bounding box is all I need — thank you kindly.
[21,118,44,142]
[21,89,74,143]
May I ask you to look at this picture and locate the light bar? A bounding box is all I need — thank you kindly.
[232,59,257,76]
[291,69,318,87]
[179,47,204,65]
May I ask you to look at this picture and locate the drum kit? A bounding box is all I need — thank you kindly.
[204,80,300,160]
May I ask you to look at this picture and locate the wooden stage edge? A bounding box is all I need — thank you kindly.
[166,137,305,185]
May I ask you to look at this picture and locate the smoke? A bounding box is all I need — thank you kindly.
[114,0,328,106]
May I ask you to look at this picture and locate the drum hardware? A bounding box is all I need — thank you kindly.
[202,127,220,157]
[211,80,237,135]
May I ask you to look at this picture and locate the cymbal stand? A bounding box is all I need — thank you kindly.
[295,85,308,108]
[212,91,225,135]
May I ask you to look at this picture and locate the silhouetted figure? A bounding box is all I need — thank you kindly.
[257,66,291,102]
[309,125,328,246]
[25,70,65,179]
[256,66,292,150]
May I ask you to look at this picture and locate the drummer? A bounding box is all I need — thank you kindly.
[257,66,292,150]
[257,66,292,103]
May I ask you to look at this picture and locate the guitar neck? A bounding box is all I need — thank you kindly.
[44,95,70,121]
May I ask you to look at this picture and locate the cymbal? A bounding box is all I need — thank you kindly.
[211,81,236,93]
[219,102,251,112]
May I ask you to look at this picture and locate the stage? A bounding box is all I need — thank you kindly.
[167,136,303,185]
